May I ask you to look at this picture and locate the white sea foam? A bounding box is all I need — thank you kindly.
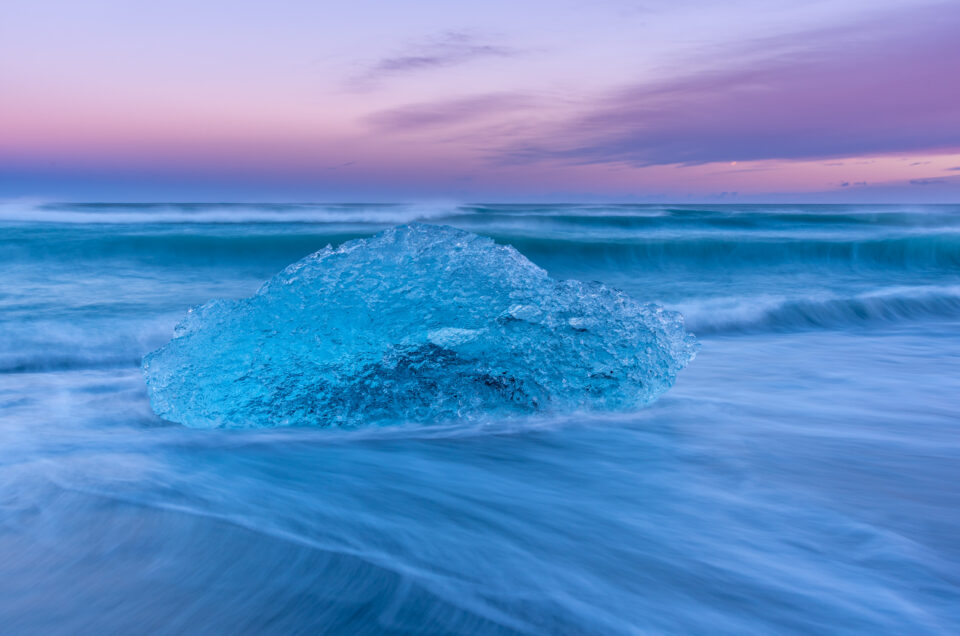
[0,199,464,224]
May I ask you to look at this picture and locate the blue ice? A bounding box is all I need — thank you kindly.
[143,224,697,428]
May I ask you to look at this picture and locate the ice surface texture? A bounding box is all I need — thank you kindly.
[143,224,697,428]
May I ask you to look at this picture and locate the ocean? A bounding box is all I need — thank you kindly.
[1,202,958,634]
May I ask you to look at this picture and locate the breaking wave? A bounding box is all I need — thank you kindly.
[679,286,960,334]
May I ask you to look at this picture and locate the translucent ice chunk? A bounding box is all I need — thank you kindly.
[142,224,697,428]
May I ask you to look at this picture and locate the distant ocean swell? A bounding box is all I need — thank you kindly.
[501,234,960,271]
[2,200,955,222]
[4,227,959,272]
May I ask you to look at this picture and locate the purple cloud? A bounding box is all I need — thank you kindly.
[363,31,517,80]
[499,7,960,166]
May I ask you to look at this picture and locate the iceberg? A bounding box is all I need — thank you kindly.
[143,224,697,428]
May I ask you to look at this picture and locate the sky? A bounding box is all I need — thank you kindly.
[2,0,959,202]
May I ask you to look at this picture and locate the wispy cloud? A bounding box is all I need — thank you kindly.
[492,7,960,167]
[356,31,518,85]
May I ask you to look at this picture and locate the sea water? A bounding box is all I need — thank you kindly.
[1,203,958,633]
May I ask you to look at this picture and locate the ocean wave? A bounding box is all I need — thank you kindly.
[679,286,960,334]
[0,200,463,224]
[507,234,960,271]
[5,201,959,227]
[0,352,144,374]
[0,319,173,374]
[5,224,958,272]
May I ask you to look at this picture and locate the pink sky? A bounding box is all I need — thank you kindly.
[1,0,959,201]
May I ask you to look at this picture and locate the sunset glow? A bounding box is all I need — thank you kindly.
[2,0,958,201]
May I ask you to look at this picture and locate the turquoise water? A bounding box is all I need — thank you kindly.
[1,203,959,633]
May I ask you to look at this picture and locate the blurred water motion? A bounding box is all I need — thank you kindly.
[1,203,958,633]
